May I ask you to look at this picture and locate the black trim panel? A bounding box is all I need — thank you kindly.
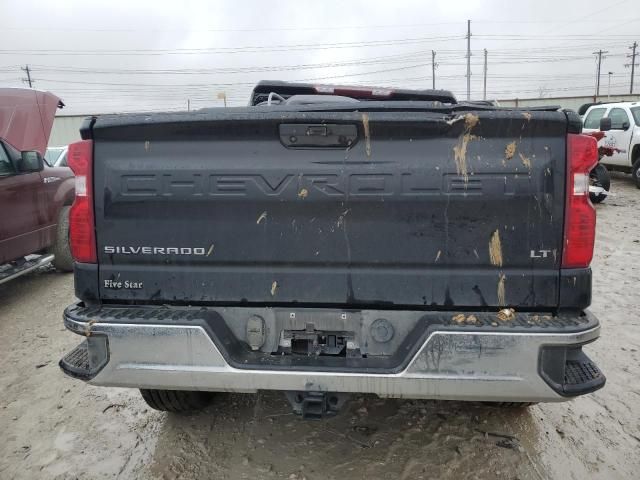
[558,268,592,309]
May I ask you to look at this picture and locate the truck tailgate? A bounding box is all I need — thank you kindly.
[91,108,567,308]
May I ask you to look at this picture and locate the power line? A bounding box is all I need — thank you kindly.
[431,50,437,89]
[0,21,467,34]
[483,49,488,100]
[21,65,33,87]
[19,51,433,76]
[475,34,637,39]
[3,41,630,64]
[4,25,635,112]
[466,19,471,100]
[593,49,609,96]
[20,52,619,76]
[2,35,635,57]
[21,56,436,86]
[22,59,632,93]
[27,61,435,89]
[0,35,465,56]
[626,41,638,93]
[5,50,625,82]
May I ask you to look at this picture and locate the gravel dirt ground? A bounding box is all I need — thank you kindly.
[1,174,639,480]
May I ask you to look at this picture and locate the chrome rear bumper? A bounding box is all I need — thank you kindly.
[61,304,604,403]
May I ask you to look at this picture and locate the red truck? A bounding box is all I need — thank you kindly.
[0,88,74,284]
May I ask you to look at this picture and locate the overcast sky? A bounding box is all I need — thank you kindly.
[1,0,638,115]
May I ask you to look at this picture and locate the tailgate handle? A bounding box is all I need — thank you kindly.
[279,124,357,148]
[306,125,328,136]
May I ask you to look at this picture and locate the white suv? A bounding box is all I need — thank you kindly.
[583,102,640,187]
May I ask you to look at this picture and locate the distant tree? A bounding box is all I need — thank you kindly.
[537,85,549,98]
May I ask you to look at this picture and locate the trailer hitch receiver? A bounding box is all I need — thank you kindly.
[284,391,350,419]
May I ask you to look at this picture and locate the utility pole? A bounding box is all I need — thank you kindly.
[483,49,488,100]
[21,65,33,88]
[607,72,613,99]
[187,99,191,111]
[593,50,608,97]
[625,41,638,94]
[431,50,437,89]
[466,20,471,100]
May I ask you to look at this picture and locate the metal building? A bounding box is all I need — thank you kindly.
[496,94,640,111]
[49,115,87,147]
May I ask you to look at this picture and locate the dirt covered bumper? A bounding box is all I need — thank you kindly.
[60,304,605,402]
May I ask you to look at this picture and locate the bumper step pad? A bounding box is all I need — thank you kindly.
[59,337,109,380]
[564,357,605,395]
[59,340,90,378]
[540,347,605,396]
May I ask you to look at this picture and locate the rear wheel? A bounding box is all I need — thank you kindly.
[633,159,640,189]
[50,206,74,272]
[589,164,610,203]
[140,389,213,413]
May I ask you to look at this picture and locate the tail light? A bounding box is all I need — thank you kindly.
[562,134,598,268]
[314,85,393,98]
[67,140,96,263]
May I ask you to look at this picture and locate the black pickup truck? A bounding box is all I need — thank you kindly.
[60,82,605,418]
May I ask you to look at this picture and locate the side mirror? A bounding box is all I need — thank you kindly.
[622,121,630,131]
[18,151,44,173]
[599,117,612,131]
